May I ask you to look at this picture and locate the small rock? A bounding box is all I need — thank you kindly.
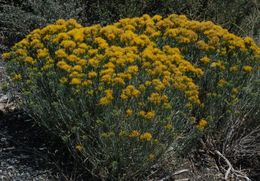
[0,95,8,103]
[7,166,15,171]
[1,138,7,142]
[0,176,7,180]
[0,103,5,112]
[39,147,47,151]
[3,146,15,151]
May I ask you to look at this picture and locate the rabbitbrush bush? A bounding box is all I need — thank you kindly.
[2,14,260,180]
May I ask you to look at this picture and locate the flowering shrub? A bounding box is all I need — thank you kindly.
[2,14,260,180]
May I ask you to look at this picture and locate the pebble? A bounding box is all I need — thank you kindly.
[1,138,7,142]
[0,95,8,103]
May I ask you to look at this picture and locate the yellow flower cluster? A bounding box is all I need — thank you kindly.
[217,79,228,88]
[2,13,260,141]
[75,144,84,152]
[128,130,153,141]
[243,65,253,73]
[126,109,133,116]
[200,56,210,64]
[99,89,113,105]
[196,118,208,130]
[140,132,153,141]
[12,74,22,81]
[139,110,156,120]
[129,130,141,138]
[120,85,141,100]
[3,15,260,178]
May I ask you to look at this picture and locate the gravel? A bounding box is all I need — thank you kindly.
[0,125,53,181]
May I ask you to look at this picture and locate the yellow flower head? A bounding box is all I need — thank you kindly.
[200,56,210,64]
[126,109,133,116]
[127,65,139,74]
[59,77,68,84]
[99,89,113,106]
[88,58,100,68]
[2,53,11,61]
[24,57,35,64]
[148,154,155,161]
[139,110,155,120]
[129,130,141,138]
[57,61,72,72]
[12,74,22,81]
[55,49,67,58]
[145,111,155,119]
[113,77,125,85]
[229,65,238,73]
[197,119,208,130]
[53,32,69,43]
[148,92,161,104]
[70,78,81,85]
[140,132,153,141]
[82,80,92,87]
[243,65,253,73]
[72,65,82,72]
[217,79,227,87]
[164,124,173,130]
[231,88,239,95]
[88,71,98,78]
[15,49,27,56]
[75,144,84,152]
[61,40,76,49]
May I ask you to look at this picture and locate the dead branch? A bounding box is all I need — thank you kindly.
[215,150,251,181]
[158,169,189,181]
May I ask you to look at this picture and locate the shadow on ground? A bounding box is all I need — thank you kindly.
[0,109,92,181]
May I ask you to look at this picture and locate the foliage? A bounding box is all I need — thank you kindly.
[0,0,83,52]
[2,14,260,180]
[81,0,148,25]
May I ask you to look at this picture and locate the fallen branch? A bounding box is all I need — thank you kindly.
[159,169,189,181]
[215,150,251,181]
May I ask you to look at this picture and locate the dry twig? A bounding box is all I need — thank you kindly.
[159,169,189,181]
[215,150,251,181]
